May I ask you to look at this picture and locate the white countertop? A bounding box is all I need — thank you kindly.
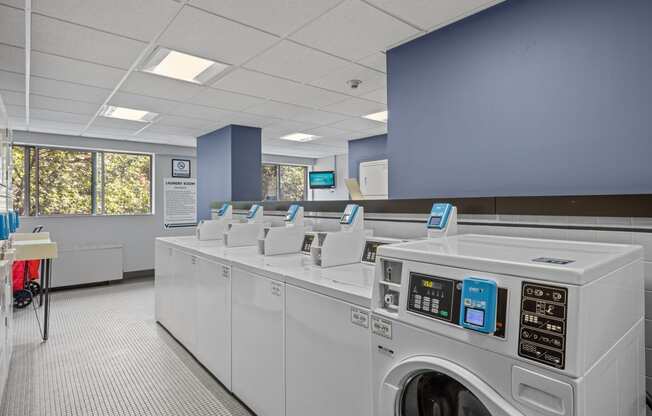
[379,234,643,285]
[156,236,374,308]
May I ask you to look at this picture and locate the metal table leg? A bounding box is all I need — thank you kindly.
[42,259,51,341]
[39,260,45,307]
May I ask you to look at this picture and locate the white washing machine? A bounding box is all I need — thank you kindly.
[371,234,645,416]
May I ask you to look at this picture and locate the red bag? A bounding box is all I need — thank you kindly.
[12,261,26,291]
[27,260,40,280]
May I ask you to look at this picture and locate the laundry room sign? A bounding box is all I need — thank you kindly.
[163,178,197,228]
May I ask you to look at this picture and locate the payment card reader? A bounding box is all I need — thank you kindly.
[246,204,261,220]
[427,203,457,238]
[285,204,302,223]
[459,277,497,334]
[340,204,359,225]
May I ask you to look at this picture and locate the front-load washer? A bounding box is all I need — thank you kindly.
[371,234,645,416]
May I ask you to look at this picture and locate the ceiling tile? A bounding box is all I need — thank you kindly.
[324,96,385,116]
[214,68,347,107]
[32,0,180,42]
[84,125,142,139]
[0,70,24,92]
[0,89,24,106]
[30,76,110,104]
[90,116,147,132]
[0,1,24,9]
[172,103,233,122]
[30,94,100,115]
[244,40,348,83]
[290,0,419,61]
[121,71,203,102]
[360,87,387,104]
[145,123,200,137]
[302,125,350,138]
[223,112,281,128]
[31,51,125,89]
[328,116,386,132]
[366,0,499,31]
[28,107,93,125]
[190,87,264,112]
[0,44,25,74]
[29,119,85,135]
[190,0,342,37]
[135,130,196,147]
[357,52,386,72]
[108,92,178,115]
[157,114,215,130]
[0,4,24,47]
[159,6,278,66]
[31,14,147,69]
[309,62,385,96]
[244,100,347,126]
[8,116,26,130]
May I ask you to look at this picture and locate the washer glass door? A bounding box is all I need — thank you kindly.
[400,371,492,416]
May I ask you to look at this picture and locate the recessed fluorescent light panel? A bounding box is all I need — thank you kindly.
[362,110,388,123]
[100,105,158,123]
[280,133,320,142]
[141,47,229,84]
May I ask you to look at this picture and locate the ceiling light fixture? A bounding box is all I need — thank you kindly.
[99,105,158,123]
[362,110,388,123]
[280,133,320,142]
[141,47,229,84]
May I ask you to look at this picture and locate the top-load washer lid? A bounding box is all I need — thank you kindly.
[377,234,642,285]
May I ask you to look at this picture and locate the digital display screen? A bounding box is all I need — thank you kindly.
[421,280,442,290]
[465,308,485,327]
[309,171,336,189]
[428,216,442,226]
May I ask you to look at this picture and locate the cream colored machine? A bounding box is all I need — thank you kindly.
[310,204,366,268]
[224,204,264,247]
[196,203,232,241]
[258,204,306,256]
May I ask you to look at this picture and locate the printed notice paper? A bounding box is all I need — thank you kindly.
[164,178,197,228]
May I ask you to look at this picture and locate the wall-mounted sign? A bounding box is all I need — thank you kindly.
[163,178,196,228]
[172,158,191,178]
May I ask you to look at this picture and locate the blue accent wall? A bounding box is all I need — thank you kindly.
[197,125,261,220]
[387,0,652,198]
[230,125,262,201]
[348,134,387,180]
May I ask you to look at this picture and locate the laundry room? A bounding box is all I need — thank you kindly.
[0,0,651,415]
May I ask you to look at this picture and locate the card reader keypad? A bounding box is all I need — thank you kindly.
[518,282,568,369]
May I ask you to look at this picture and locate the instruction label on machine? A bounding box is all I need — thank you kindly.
[163,178,197,228]
[351,307,370,328]
[371,316,393,339]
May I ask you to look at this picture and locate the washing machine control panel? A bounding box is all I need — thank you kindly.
[407,273,508,338]
[459,278,498,334]
[518,282,568,369]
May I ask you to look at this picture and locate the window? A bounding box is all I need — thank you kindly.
[261,164,307,201]
[12,145,153,216]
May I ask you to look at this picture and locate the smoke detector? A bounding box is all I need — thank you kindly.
[347,79,363,89]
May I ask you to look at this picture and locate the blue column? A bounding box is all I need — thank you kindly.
[197,125,261,220]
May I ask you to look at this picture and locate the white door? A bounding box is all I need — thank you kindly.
[231,268,285,416]
[171,250,197,353]
[195,258,231,389]
[359,159,388,199]
[286,285,372,416]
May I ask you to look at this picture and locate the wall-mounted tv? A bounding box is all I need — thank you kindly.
[309,171,336,189]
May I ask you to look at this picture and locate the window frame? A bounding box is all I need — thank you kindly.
[12,142,155,218]
[261,162,309,201]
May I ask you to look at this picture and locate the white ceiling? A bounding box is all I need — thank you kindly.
[0,0,501,157]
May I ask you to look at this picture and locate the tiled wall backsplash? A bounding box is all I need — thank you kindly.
[238,210,652,387]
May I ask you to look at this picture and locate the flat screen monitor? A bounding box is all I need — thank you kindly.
[309,171,335,189]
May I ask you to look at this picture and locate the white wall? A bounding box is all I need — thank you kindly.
[13,131,196,275]
[311,154,349,201]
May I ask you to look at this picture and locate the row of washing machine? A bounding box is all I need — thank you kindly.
[157,203,646,416]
